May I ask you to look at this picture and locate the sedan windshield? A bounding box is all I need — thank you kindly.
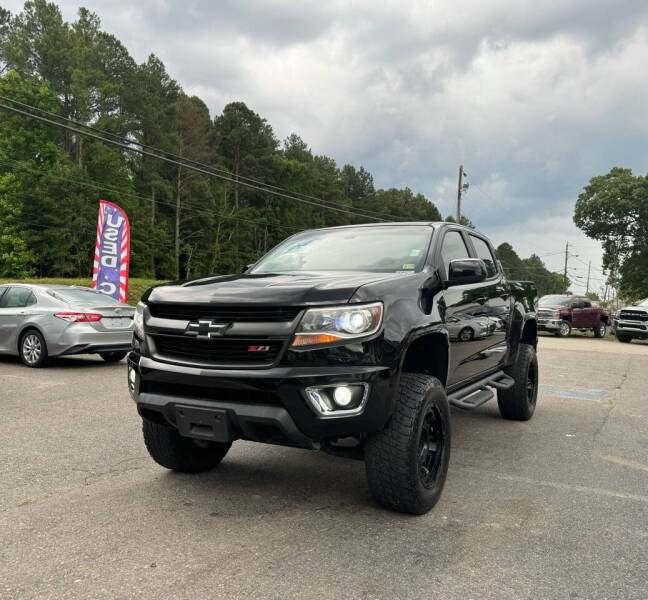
[538,295,571,306]
[251,226,432,273]
[53,288,123,305]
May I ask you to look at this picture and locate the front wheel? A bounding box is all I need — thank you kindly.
[616,333,632,343]
[458,327,474,342]
[100,351,127,363]
[20,330,48,368]
[143,420,231,473]
[594,321,607,338]
[365,373,451,515]
[555,320,571,337]
[497,343,538,421]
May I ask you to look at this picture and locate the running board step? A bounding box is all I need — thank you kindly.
[450,389,493,410]
[448,371,515,410]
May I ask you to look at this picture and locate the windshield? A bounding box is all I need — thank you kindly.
[636,298,648,307]
[539,295,571,307]
[53,288,123,305]
[251,226,432,273]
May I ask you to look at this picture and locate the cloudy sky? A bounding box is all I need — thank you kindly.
[7,0,648,294]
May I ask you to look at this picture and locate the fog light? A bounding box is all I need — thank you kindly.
[303,383,369,417]
[128,365,136,397]
[333,386,353,407]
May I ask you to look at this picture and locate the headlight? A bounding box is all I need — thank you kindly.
[133,302,145,338]
[291,302,383,348]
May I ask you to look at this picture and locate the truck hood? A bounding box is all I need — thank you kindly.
[145,272,411,306]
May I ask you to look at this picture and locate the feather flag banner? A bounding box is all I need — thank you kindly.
[92,200,130,303]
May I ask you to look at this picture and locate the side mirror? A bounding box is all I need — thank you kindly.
[242,263,255,273]
[445,258,488,287]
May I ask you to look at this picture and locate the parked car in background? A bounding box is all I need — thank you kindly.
[0,284,134,367]
[536,294,610,338]
[446,312,489,341]
[613,298,648,343]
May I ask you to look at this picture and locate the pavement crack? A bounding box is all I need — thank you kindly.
[593,357,630,439]
[81,456,149,486]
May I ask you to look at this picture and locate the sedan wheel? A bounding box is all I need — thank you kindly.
[20,331,48,368]
[459,327,474,342]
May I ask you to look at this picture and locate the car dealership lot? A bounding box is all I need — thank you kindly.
[1,337,647,600]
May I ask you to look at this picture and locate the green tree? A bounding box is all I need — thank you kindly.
[574,167,648,298]
[0,173,35,275]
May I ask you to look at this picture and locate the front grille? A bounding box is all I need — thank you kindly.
[537,308,557,319]
[152,335,283,366]
[619,311,648,322]
[148,303,301,323]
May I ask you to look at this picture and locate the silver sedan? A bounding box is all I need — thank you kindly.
[0,284,135,367]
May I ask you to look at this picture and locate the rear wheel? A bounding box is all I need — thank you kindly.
[497,343,538,421]
[100,351,128,363]
[365,373,450,515]
[594,321,606,338]
[555,320,571,337]
[142,419,231,473]
[19,330,48,368]
[616,333,633,343]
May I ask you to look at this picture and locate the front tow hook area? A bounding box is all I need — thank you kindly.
[174,405,232,443]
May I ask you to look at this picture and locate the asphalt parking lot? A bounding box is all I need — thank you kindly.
[1,337,647,600]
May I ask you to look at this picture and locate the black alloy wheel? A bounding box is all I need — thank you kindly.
[418,407,446,489]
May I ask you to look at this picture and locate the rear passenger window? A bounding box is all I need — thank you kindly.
[0,287,34,308]
[441,231,470,275]
[470,236,497,278]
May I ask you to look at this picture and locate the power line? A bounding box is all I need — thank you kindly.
[0,100,392,222]
[0,94,406,222]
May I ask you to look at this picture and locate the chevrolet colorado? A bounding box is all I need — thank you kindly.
[127,223,538,514]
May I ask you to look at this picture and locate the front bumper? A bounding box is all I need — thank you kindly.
[128,353,393,447]
[537,319,562,331]
[614,320,648,338]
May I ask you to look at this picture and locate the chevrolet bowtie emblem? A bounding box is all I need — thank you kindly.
[185,320,232,339]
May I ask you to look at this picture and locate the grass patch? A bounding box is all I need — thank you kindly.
[0,277,167,306]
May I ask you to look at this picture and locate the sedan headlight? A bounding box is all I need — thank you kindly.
[291,302,383,348]
[133,302,145,338]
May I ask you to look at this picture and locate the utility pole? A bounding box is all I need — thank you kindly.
[585,260,591,296]
[456,164,464,223]
[563,242,569,294]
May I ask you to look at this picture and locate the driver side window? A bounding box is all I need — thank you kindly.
[440,231,470,276]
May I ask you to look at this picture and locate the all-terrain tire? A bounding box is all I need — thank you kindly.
[19,329,48,368]
[142,419,231,473]
[497,343,538,421]
[593,321,606,338]
[100,351,128,363]
[555,320,571,337]
[365,373,451,515]
[616,333,632,343]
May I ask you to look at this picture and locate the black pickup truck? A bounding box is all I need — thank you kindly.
[128,223,538,514]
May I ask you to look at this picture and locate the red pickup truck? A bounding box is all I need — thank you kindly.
[537,294,611,338]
